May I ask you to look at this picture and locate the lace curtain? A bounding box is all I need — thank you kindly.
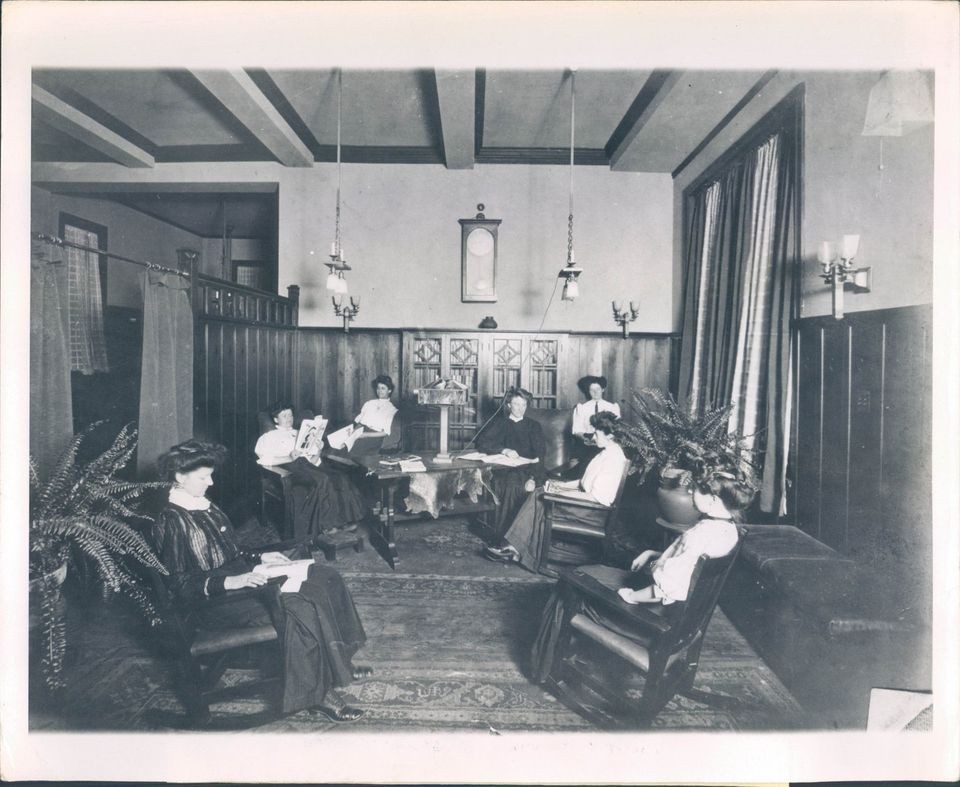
[64,224,109,374]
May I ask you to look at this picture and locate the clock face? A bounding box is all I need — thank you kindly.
[467,227,495,256]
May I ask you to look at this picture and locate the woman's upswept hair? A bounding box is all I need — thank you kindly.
[501,387,532,409]
[372,374,395,394]
[689,449,758,518]
[590,410,620,437]
[158,440,227,482]
[268,401,295,421]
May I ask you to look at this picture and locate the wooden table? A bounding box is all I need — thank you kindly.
[354,451,500,569]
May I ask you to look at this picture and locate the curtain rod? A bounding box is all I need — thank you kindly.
[31,232,190,279]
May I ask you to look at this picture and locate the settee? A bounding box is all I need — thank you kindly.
[719,524,930,727]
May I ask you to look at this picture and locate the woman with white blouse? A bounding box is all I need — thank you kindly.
[354,375,398,435]
[569,376,621,474]
[483,411,628,576]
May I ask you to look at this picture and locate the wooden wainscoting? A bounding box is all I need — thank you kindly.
[292,329,679,452]
[193,278,299,507]
[294,329,403,428]
[793,304,932,607]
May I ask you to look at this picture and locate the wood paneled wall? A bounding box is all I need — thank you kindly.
[194,320,297,505]
[294,328,679,433]
[793,305,932,613]
[293,329,404,427]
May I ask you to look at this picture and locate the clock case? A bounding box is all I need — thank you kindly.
[458,209,501,303]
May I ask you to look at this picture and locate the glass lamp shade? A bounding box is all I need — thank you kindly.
[326,273,349,295]
[841,234,860,261]
[817,241,835,265]
[561,279,579,302]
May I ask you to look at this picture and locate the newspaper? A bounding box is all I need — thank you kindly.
[295,416,328,466]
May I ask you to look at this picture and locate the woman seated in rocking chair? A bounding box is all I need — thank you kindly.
[154,440,373,722]
[483,411,627,576]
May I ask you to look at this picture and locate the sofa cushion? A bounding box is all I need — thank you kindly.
[740,525,853,571]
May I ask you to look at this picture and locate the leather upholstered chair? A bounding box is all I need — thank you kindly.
[257,408,313,539]
[145,561,288,729]
[539,537,743,728]
[537,461,633,574]
[524,407,573,477]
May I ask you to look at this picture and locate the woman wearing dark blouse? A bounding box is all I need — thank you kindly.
[153,440,370,721]
[476,388,546,540]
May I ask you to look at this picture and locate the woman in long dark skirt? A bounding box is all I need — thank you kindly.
[476,387,546,540]
[154,440,372,721]
[255,402,366,537]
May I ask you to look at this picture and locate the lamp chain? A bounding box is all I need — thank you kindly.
[335,68,343,257]
[567,68,576,267]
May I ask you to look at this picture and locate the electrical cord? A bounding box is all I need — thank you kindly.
[464,274,563,449]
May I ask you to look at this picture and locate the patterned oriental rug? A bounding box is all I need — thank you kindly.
[31,519,806,733]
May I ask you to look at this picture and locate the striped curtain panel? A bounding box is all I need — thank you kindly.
[678,132,799,515]
[64,224,110,375]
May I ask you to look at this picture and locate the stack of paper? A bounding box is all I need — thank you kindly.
[398,459,427,473]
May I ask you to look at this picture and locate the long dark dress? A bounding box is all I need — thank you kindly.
[284,457,366,538]
[153,502,367,714]
[476,415,546,539]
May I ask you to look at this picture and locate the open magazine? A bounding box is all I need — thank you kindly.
[327,423,364,451]
[295,416,328,466]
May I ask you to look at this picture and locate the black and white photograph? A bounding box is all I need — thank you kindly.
[2,1,958,783]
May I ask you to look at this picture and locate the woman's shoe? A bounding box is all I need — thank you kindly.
[483,544,520,563]
[352,665,374,680]
[314,693,364,722]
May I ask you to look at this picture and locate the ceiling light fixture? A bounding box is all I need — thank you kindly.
[325,68,352,300]
[559,68,583,302]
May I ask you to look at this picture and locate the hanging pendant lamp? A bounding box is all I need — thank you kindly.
[559,68,583,302]
[325,68,351,296]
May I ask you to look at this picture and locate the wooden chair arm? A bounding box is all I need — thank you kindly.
[260,464,291,479]
[181,575,286,614]
[542,493,612,512]
[559,566,673,633]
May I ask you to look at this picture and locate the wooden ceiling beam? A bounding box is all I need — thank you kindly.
[606,70,682,171]
[189,70,314,167]
[433,69,475,170]
[32,85,155,168]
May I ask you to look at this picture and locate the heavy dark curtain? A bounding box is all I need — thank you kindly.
[30,241,73,477]
[678,118,800,515]
[137,270,193,477]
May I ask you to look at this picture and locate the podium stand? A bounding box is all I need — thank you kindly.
[416,381,468,463]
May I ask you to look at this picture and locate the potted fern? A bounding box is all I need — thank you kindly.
[29,423,168,692]
[613,388,757,523]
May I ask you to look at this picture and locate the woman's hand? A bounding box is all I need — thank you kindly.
[630,550,661,572]
[501,448,519,459]
[224,572,269,591]
[523,478,536,493]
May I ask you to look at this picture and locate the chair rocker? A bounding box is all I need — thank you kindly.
[541,538,743,728]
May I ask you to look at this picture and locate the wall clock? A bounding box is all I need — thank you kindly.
[459,204,501,303]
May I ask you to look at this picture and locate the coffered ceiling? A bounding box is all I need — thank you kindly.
[32,67,776,236]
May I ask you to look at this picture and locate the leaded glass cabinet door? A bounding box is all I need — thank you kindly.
[402,332,483,451]
[490,334,562,410]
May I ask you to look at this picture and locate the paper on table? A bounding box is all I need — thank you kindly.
[253,558,315,593]
[398,459,427,473]
[457,451,538,467]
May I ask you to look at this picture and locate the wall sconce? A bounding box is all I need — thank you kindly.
[612,300,640,338]
[332,295,360,333]
[817,235,871,320]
